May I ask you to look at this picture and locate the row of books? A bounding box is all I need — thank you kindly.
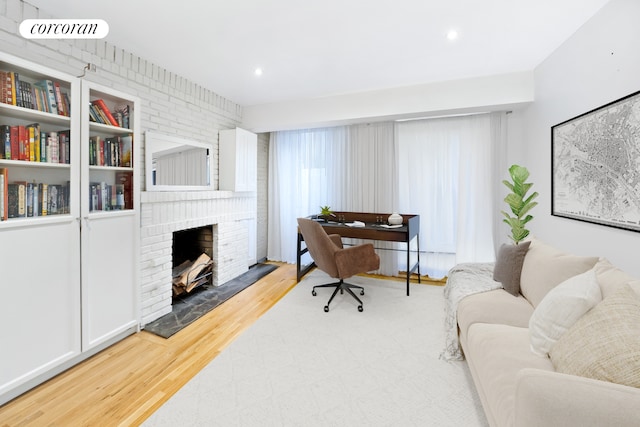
[0,124,70,163]
[89,135,132,167]
[89,172,132,211]
[1,71,70,117]
[0,170,133,220]
[89,99,130,129]
[0,168,69,220]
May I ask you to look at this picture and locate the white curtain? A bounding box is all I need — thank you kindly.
[268,126,348,266]
[268,113,507,278]
[267,123,398,275]
[396,114,498,278]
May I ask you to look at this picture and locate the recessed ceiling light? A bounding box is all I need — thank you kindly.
[446,30,458,41]
[254,67,263,76]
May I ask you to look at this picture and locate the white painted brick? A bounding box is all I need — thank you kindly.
[1,5,248,325]
[5,0,20,21]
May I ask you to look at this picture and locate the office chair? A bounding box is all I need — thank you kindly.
[297,218,380,312]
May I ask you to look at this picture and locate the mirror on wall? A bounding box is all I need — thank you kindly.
[145,131,215,191]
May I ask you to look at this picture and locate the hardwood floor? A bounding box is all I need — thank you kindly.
[0,264,436,426]
[0,263,297,426]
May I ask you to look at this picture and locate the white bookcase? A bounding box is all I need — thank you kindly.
[0,53,140,405]
[80,81,140,352]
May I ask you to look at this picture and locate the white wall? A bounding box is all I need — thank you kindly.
[242,71,534,133]
[518,0,640,275]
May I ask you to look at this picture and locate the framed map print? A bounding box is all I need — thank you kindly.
[552,89,640,232]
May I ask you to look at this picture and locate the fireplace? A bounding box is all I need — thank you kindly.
[139,190,256,326]
[171,225,214,296]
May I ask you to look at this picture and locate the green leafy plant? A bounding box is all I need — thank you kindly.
[320,205,333,216]
[501,164,538,244]
[319,205,336,221]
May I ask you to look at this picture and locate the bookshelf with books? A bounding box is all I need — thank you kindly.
[80,80,140,353]
[0,54,140,406]
[0,66,78,226]
[0,52,81,405]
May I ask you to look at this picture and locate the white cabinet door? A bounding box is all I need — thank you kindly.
[81,213,137,350]
[219,128,257,192]
[0,221,81,399]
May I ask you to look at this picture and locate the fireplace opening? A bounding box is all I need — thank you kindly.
[171,225,214,297]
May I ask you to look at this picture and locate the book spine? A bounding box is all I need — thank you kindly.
[30,124,41,163]
[17,182,25,217]
[36,80,58,114]
[0,124,9,159]
[53,81,66,116]
[0,168,6,220]
[27,125,35,161]
[32,182,39,217]
[26,182,33,217]
[116,172,133,209]
[48,131,59,163]
[39,183,47,216]
[18,125,27,161]
[10,72,20,107]
[9,126,19,160]
[40,131,47,162]
[7,183,18,218]
[47,184,58,214]
[0,71,12,104]
[92,99,120,126]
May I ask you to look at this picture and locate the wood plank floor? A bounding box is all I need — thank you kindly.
[0,263,297,426]
[0,264,437,426]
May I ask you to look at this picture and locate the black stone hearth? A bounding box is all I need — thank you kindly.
[144,263,278,338]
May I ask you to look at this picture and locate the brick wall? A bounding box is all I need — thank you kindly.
[0,0,264,325]
[140,191,254,324]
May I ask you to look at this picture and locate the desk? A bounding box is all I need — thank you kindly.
[296,212,421,295]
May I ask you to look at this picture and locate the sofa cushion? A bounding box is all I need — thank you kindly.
[493,241,531,296]
[457,288,534,349]
[529,268,602,356]
[550,284,640,388]
[593,257,637,298]
[519,237,599,308]
[464,323,554,427]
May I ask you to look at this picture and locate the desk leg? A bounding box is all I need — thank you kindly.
[406,239,410,296]
[296,233,303,282]
[417,234,421,284]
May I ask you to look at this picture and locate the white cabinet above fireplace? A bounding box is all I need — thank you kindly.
[219,128,257,192]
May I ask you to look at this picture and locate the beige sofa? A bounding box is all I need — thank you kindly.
[456,238,640,427]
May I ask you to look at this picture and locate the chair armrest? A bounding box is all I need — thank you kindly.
[334,243,380,279]
[328,234,343,249]
[515,368,640,427]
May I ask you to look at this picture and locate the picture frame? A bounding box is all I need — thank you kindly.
[551,89,640,232]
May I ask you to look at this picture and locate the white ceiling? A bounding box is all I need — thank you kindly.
[26,0,611,107]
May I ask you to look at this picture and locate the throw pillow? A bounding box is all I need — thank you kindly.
[493,241,531,296]
[550,284,640,388]
[594,257,637,299]
[529,268,602,356]
[519,237,599,308]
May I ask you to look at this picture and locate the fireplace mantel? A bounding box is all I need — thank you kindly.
[139,190,257,325]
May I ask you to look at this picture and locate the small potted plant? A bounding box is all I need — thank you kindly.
[319,205,336,222]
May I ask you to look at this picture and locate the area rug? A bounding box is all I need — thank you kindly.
[144,263,279,338]
[142,270,488,426]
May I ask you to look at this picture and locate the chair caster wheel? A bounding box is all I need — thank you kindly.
[358,305,363,312]
[312,290,317,296]
[324,306,329,312]
[360,290,364,295]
